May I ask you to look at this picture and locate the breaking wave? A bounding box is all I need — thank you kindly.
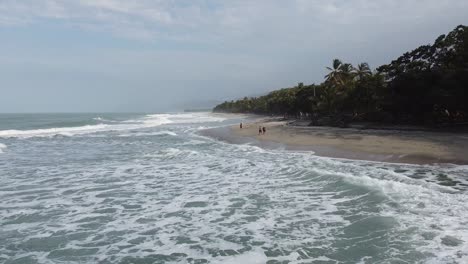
[0,143,6,153]
[0,112,225,139]
[1,112,465,263]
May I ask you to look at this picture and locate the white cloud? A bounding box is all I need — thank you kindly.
[78,0,173,24]
[0,0,465,43]
[1,0,467,56]
[2,0,467,83]
[0,0,467,112]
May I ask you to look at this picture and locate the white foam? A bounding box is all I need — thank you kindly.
[295,157,468,262]
[93,116,119,123]
[148,112,227,124]
[118,131,177,137]
[4,113,467,263]
[0,112,228,139]
[0,124,110,139]
[0,114,173,139]
[0,143,6,153]
[215,249,268,264]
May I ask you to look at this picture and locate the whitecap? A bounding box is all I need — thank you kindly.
[214,249,268,264]
[118,131,177,137]
[0,112,228,139]
[92,116,118,123]
[0,124,110,139]
[0,143,6,153]
[145,112,227,125]
[0,114,174,139]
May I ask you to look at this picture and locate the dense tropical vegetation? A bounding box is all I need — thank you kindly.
[213,25,468,127]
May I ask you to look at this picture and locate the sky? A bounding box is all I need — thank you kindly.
[0,0,467,113]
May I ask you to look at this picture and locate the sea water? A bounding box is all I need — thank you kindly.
[0,112,467,264]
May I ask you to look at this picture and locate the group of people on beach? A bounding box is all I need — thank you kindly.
[239,122,266,135]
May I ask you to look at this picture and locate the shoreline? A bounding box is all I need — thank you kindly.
[201,118,468,165]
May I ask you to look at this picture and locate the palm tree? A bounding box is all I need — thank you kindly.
[325,59,343,85]
[340,63,356,84]
[325,59,357,87]
[355,63,372,81]
[354,63,373,113]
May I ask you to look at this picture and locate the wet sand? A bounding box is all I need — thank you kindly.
[202,118,468,165]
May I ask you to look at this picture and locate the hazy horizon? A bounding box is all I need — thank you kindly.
[1,0,468,113]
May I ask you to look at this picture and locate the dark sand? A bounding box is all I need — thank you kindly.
[202,118,468,165]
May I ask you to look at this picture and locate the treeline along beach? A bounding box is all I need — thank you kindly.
[214,25,468,128]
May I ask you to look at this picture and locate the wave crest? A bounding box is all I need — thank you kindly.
[0,112,225,139]
[0,143,6,153]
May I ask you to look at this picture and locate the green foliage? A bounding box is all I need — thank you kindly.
[214,25,468,127]
[377,25,468,125]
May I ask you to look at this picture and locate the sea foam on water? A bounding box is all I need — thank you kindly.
[0,112,467,263]
[0,143,6,153]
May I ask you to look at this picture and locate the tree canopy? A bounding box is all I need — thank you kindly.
[214,25,468,127]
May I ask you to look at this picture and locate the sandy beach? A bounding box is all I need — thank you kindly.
[202,118,468,165]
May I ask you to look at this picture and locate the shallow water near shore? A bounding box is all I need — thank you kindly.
[1,113,467,263]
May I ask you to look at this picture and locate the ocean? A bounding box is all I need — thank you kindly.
[0,112,467,264]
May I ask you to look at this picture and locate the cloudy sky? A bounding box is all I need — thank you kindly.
[1,0,467,112]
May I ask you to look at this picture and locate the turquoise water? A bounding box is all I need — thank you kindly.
[0,113,467,264]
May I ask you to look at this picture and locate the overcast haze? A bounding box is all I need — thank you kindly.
[1,0,467,112]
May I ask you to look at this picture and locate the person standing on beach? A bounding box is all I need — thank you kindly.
[262,127,266,134]
[259,126,262,135]
[240,123,243,129]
